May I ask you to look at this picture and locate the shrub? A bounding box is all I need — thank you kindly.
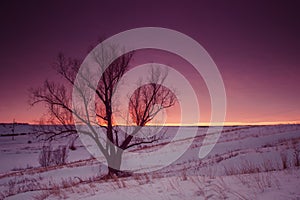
[224,160,261,176]
[39,146,52,167]
[39,145,68,167]
[52,146,68,165]
[293,149,300,167]
[280,152,288,169]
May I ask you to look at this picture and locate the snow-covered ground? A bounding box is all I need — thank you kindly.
[0,124,300,199]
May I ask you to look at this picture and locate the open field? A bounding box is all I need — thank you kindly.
[0,124,300,199]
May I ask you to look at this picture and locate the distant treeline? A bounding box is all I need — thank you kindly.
[0,123,29,126]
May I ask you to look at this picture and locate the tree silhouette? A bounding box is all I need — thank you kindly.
[30,43,176,176]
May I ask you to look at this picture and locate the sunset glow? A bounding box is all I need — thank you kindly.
[0,1,299,126]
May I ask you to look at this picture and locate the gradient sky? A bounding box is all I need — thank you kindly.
[0,0,299,125]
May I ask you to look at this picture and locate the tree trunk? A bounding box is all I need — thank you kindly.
[107,150,122,177]
[108,166,121,177]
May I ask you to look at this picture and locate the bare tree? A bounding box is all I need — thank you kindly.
[30,44,176,177]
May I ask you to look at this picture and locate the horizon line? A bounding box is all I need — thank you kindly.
[1,121,300,126]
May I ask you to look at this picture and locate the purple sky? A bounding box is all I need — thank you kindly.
[0,1,299,124]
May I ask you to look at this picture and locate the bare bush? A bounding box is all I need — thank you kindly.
[39,145,68,167]
[293,148,300,167]
[224,160,260,176]
[240,160,260,174]
[280,152,288,169]
[39,146,52,167]
[261,159,276,172]
[52,146,68,165]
